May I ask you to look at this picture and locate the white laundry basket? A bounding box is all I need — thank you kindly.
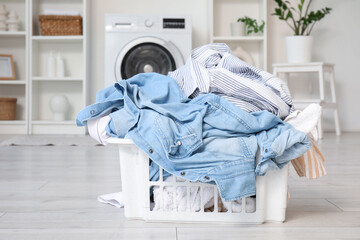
[108,138,289,224]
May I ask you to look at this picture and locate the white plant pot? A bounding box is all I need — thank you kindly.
[286,36,313,63]
[230,22,246,36]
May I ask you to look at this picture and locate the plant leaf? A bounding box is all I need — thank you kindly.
[298,4,302,11]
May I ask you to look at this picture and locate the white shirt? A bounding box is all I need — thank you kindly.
[87,115,111,145]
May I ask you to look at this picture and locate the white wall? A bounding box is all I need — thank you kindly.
[90,0,360,132]
[267,0,360,132]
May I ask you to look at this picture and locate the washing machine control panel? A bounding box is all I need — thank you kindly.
[106,15,190,33]
[144,19,153,28]
[163,18,185,29]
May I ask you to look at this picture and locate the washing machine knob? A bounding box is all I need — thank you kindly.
[144,19,153,28]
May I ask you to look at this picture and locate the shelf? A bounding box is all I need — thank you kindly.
[32,77,83,81]
[212,36,264,41]
[0,0,89,135]
[0,120,27,134]
[0,31,27,37]
[0,120,26,125]
[30,120,85,134]
[31,40,83,77]
[0,80,26,85]
[32,36,84,42]
[32,120,76,125]
[210,0,267,71]
[293,99,322,104]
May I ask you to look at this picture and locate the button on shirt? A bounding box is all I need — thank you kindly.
[168,43,294,120]
[76,73,310,201]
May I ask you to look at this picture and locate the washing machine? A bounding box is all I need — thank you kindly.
[104,14,192,87]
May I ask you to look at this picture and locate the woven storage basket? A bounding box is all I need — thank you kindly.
[39,15,82,35]
[0,98,17,120]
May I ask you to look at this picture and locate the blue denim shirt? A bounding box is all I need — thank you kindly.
[77,73,310,201]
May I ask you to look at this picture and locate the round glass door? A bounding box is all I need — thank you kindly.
[120,42,176,80]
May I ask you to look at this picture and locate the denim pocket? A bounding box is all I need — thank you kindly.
[167,134,200,159]
[238,135,258,160]
[154,115,202,159]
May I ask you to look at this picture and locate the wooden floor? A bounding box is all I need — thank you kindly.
[0,133,359,239]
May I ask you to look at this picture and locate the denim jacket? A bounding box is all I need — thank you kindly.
[77,73,310,201]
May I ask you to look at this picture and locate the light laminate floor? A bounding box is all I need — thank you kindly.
[0,133,359,239]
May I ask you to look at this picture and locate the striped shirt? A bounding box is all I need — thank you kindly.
[168,43,294,119]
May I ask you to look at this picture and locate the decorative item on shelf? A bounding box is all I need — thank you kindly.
[0,54,15,80]
[56,52,65,77]
[237,16,265,36]
[272,0,332,63]
[0,4,8,31]
[6,11,20,32]
[232,46,255,66]
[39,9,82,36]
[230,21,246,36]
[50,95,69,121]
[0,97,17,120]
[0,21,6,31]
[47,51,56,77]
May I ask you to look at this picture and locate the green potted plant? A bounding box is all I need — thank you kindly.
[237,16,265,36]
[272,0,332,63]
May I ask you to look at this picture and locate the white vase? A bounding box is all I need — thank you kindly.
[50,95,69,121]
[0,21,6,31]
[286,36,313,63]
[6,11,21,32]
[230,22,246,36]
[47,51,56,77]
[56,53,65,77]
[0,4,8,22]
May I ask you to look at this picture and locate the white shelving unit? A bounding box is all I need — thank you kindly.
[209,0,267,70]
[0,0,29,134]
[29,0,89,134]
[0,31,26,36]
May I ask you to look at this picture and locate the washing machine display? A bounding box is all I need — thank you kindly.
[105,14,192,86]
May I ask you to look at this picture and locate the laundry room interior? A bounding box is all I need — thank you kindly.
[1,0,360,239]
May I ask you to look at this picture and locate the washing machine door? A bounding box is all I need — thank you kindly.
[115,37,184,81]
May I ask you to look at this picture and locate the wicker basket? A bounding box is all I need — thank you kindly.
[0,98,17,120]
[39,15,82,36]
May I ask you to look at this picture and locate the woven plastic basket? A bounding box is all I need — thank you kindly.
[39,15,82,36]
[0,98,17,120]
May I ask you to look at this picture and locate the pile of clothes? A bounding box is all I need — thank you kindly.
[77,43,326,210]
